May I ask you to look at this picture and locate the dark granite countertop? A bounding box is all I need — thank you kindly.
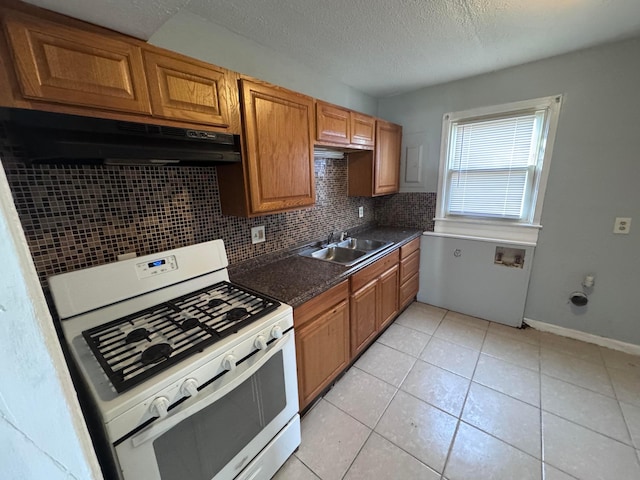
[229,226,422,307]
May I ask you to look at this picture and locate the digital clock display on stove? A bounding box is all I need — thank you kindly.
[148,259,166,268]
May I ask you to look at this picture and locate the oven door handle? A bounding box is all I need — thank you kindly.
[131,331,292,448]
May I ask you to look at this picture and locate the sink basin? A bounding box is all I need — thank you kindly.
[311,246,367,263]
[337,238,392,251]
[299,237,394,266]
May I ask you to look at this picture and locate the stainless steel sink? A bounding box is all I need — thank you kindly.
[337,238,392,251]
[299,237,394,266]
[311,246,367,263]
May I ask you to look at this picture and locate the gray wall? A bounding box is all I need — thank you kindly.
[149,11,377,116]
[0,164,101,479]
[378,37,640,345]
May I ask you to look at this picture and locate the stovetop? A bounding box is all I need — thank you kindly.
[82,281,280,393]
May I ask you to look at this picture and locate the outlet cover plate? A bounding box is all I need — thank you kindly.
[613,217,631,234]
[358,206,364,218]
[251,225,266,244]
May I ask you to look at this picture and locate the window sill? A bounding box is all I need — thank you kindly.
[433,217,541,245]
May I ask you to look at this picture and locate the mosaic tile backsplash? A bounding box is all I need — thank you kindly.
[1,123,436,289]
[375,192,437,232]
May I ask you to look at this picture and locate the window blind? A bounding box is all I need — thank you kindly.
[446,112,544,220]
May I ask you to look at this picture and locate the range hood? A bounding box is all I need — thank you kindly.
[3,108,242,166]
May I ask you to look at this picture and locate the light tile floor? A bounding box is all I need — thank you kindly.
[274,302,640,480]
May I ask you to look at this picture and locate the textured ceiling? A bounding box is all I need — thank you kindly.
[24,0,640,97]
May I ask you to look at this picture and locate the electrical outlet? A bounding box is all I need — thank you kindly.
[613,217,631,234]
[251,225,266,244]
[358,206,364,218]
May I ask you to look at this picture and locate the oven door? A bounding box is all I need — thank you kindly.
[114,330,299,480]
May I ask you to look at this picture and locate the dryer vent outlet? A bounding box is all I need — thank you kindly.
[569,291,588,307]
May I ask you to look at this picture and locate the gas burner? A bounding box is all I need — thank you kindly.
[141,343,173,366]
[207,298,225,308]
[81,281,280,393]
[181,317,200,331]
[126,328,149,344]
[226,308,248,322]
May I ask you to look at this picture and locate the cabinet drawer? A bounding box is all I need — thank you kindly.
[294,280,349,329]
[400,271,419,309]
[400,237,420,259]
[350,249,399,292]
[400,249,420,284]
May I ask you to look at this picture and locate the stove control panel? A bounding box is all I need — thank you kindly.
[136,255,178,279]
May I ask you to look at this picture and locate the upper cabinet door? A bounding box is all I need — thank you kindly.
[240,79,315,214]
[316,101,350,144]
[350,112,375,147]
[3,12,151,114]
[374,120,402,195]
[143,51,231,128]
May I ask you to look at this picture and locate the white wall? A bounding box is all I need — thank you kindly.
[378,37,640,345]
[0,162,102,480]
[149,11,378,116]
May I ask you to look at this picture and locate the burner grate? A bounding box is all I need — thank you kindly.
[82,281,280,393]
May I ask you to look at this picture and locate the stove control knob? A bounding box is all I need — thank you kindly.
[254,335,268,351]
[150,396,170,419]
[222,354,237,371]
[270,325,283,340]
[180,378,199,398]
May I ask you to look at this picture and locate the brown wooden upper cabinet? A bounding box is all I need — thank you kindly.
[316,101,350,145]
[374,120,402,195]
[350,111,375,147]
[348,120,402,197]
[143,50,232,128]
[3,11,151,114]
[0,6,240,132]
[217,79,316,216]
[315,101,374,148]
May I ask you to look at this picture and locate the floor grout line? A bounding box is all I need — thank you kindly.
[289,302,640,480]
[439,312,489,478]
[538,334,545,480]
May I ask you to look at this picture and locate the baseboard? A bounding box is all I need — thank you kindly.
[523,317,640,356]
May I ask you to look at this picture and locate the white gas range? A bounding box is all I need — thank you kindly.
[49,240,300,480]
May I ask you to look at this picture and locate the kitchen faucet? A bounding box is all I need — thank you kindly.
[327,231,348,245]
[327,231,335,245]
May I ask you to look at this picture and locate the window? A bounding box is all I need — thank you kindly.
[435,95,562,244]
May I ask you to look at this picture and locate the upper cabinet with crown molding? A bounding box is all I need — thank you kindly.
[0,1,402,214]
[217,78,316,217]
[0,5,240,133]
[142,50,235,129]
[315,100,375,149]
[3,11,152,115]
[348,120,402,196]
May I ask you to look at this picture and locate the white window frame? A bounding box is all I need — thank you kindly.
[434,95,563,245]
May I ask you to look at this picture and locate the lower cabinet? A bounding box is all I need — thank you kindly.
[294,239,420,411]
[399,238,420,309]
[350,250,399,358]
[350,278,378,356]
[294,281,350,411]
